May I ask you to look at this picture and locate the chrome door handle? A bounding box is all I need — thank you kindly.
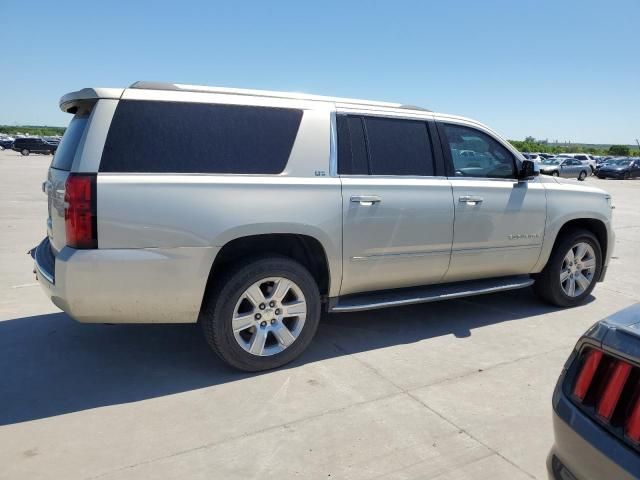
[459,195,483,205]
[351,195,382,206]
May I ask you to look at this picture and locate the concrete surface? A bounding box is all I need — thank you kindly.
[0,148,638,480]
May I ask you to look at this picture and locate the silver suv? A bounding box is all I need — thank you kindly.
[32,82,615,371]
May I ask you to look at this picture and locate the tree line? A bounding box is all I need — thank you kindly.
[0,125,65,136]
[508,137,637,156]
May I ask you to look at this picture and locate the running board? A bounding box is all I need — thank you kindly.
[330,275,535,313]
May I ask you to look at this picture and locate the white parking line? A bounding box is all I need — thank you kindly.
[10,282,39,289]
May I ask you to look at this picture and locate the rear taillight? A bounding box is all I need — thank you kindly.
[596,361,632,420]
[573,349,603,401]
[570,347,639,449]
[64,173,97,249]
[626,396,640,444]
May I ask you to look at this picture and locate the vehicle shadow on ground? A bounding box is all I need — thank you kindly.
[0,288,591,425]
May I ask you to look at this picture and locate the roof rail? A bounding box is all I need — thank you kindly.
[129,81,430,112]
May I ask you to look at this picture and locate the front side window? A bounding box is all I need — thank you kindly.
[441,123,516,179]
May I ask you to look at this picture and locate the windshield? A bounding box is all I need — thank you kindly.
[606,159,631,166]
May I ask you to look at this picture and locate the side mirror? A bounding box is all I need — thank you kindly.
[518,159,538,180]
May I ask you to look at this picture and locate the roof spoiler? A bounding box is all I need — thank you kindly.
[59,87,124,113]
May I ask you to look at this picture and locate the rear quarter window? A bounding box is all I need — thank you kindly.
[100,100,303,174]
[51,115,89,171]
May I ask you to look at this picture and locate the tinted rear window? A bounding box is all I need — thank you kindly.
[364,117,434,176]
[51,115,89,171]
[100,100,303,174]
[337,114,435,176]
[337,115,369,175]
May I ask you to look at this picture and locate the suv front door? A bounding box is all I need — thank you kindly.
[337,113,454,296]
[438,121,546,282]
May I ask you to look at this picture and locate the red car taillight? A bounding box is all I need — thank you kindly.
[596,361,633,420]
[626,396,640,444]
[64,173,97,249]
[571,347,640,448]
[573,349,603,401]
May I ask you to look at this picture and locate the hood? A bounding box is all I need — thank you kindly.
[549,176,610,194]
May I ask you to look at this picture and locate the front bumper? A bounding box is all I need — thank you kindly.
[598,171,626,178]
[31,237,218,324]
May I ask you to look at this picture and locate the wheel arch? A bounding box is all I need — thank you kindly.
[201,233,333,312]
[535,217,609,277]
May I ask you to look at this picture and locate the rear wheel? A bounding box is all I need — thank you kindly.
[0,145,4,151]
[533,229,602,307]
[200,256,321,371]
[578,170,587,181]
[552,171,559,177]
[21,149,30,156]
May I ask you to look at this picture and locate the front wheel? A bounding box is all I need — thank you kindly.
[624,172,630,180]
[200,256,321,371]
[21,149,30,156]
[578,170,587,181]
[533,229,602,307]
[552,171,559,177]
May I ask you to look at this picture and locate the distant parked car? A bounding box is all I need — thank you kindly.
[522,153,543,164]
[539,157,589,180]
[597,158,640,180]
[11,137,57,156]
[595,157,624,175]
[0,138,14,150]
[548,304,640,480]
[572,154,597,173]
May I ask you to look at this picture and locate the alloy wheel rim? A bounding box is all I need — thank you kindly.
[232,277,307,356]
[560,242,596,297]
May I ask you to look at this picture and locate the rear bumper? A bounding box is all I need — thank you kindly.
[549,391,640,480]
[32,237,218,324]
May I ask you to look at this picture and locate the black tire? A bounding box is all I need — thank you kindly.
[533,229,602,307]
[21,149,30,156]
[623,172,630,180]
[200,255,321,371]
[578,170,587,181]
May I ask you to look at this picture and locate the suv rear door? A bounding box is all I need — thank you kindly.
[437,120,546,282]
[337,112,454,296]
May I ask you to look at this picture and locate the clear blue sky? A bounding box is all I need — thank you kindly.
[1,0,638,144]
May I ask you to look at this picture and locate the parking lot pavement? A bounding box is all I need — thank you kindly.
[0,147,638,480]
